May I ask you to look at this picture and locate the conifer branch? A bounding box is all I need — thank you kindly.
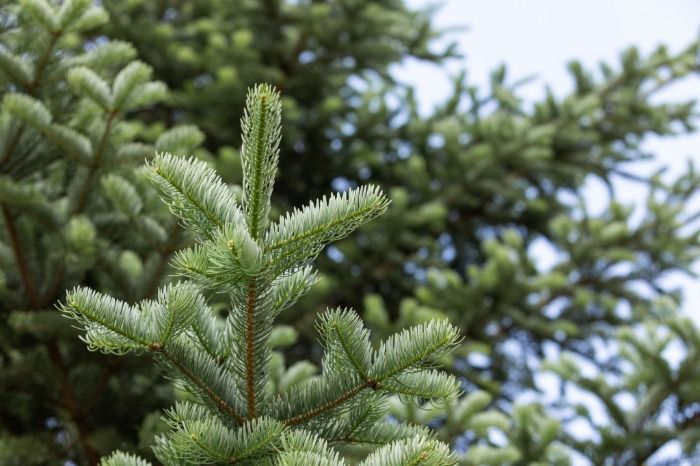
[371,319,460,381]
[270,266,317,315]
[62,290,151,350]
[147,153,244,240]
[28,30,61,91]
[0,127,24,168]
[58,84,459,463]
[101,451,152,466]
[278,312,459,427]
[358,436,457,466]
[285,380,374,426]
[246,93,269,239]
[0,25,65,308]
[334,321,369,380]
[263,186,389,276]
[157,347,245,424]
[0,27,61,167]
[1,204,39,307]
[241,84,281,239]
[74,110,117,213]
[276,429,343,465]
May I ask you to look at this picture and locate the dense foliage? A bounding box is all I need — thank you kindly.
[0,0,204,462]
[63,83,462,465]
[1,0,700,465]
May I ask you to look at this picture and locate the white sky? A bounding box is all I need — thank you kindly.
[398,0,700,317]
[397,2,700,464]
[401,1,699,111]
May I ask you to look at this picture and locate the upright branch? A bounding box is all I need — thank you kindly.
[240,84,281,240]
[238,84,282,417]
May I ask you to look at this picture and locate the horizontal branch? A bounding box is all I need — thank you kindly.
[285,380,377,426]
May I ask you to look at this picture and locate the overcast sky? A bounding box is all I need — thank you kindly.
[398,0,700,318]
[401,1,699,110]
[396,3,700,464]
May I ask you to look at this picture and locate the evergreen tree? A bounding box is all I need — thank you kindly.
[98,4,700,462]
[355,45,700,465]
[96,0,457,199]
[2,0,700,464]
[0,1,203,462]
[61,83,462,465]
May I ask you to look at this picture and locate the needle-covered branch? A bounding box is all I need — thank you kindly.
[60,84,459,464]
[240,84,282,240]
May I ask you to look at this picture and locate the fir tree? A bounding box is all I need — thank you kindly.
[61,84,462,465]
[355,44,700,464]
[97,0,457,198]
[3,0,700,464]
[0,1,203,462]
[101,4,700,461]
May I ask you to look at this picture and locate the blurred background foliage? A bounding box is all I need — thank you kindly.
[1,0,700,464]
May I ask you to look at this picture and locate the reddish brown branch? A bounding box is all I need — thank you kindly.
[0,127,25,167]
[245,280,258,418]
[28,31,61,92]
[2,204,40,307]
[285,381,374,426]
[74,111,117,213]
[158,347,245,424]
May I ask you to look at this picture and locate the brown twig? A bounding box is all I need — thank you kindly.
[74,111,117,213]
[285,380,375,426]
[157,346,245,424]
[1,204,39,307]
[28,31,61,92]
[245,280,258,418]
[0,127,25,167]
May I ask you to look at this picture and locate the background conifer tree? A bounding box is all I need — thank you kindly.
[0,1,204,462]
[97,3,700,462]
